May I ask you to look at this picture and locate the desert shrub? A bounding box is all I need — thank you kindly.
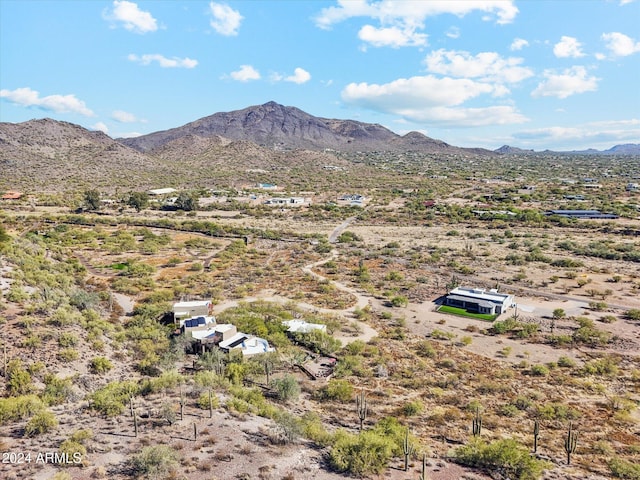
[130,445,179,478]
[6,360,33,396]
[58,332,79,347]
[271,375,300,403]
[89,357,113,374]
[272,410,303,444]
[608,457,640,479]
[415,340,436,358]
[197,391,220,410]
[530,364,549,376]
[401,400,423,417]
[24,410,58,437]
[0,395,44,424]
[42,375,74,405]
[557,356,576,368]
[581,356,619,376]
[454,438,550,480]
[535,403,580,421]
[316,379,353,402]
[300,411,332,446]
[57,348,79,362]
[88,381,139,417]
[330,430,394,476]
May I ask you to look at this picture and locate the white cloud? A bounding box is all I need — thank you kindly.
[446,27,460,39]
[104,1,158,34]
[315,0,518,33]
[425,49,533,83]
[601,32,640,56]
[285,68,311,84]
[111,110,145,123]
[513,119,640,148]
[553,36,585,58]
[341,75,527,126]
[510,38,529,51]
[0,87,94,116]
[209,2,243,36]
[229,65,260,82]
[358,24,427,48]
[532,66,599,99]
[92,122,109,133]
[127,54,198,68]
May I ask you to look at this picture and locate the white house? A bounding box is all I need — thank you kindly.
[444,287,514,316]
[282,320,327,334]
[219,333,275,357]
[264,197,306,206]
[148,188,177,196]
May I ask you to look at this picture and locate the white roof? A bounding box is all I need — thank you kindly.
[174,300,210,308]
[189,323,234,340]
[449,287,512,304]
[282,320,327,334]
[219,333,274,356]
[148,188,177,195]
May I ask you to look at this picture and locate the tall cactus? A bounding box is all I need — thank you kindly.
[564,422,578,465]
[533,418,540,453]
[419,453,427,480]
[356,390,367,432]
[472,405,482,437]
[402,427,414,471]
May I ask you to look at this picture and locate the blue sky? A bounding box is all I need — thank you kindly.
[1,0,639,151]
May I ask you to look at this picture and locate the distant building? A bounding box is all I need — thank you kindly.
[545,210,618,219]
[148,188,177,195]
[257,183,278,190]
[626,183,639,192]
[172,300,211,324]
[282,320,327,334]
[264,197,306,206]
[1,191,23,200]
[219,333,275,357]
[444,287,514,316]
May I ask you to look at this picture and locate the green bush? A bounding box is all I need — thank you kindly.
[89,357,113,374]
[317,379,354,402]
[609,457,640,479]
[24,410,58,437]
[130,445,179,478]
[454,438,550,480]
[0,395,44,424]
[88,381,139,417]
[271,375,301,403]
[329,429,395,476]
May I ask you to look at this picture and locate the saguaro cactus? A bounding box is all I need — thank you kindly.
[356,390,367,432]
[419,453,427,480]
[564,422,578,465]
[533,418,540,453]
[403,427,414,471]
[472,406,482,437]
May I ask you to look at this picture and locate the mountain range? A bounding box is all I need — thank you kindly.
[1,101,638,191]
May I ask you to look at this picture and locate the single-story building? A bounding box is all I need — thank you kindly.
[219,333,275,357]
[173,300,211,324]
[1,191,23,200]
[264,197,306,206]
[544,209,618,219]
[148,188,177,196]
[282,320,327,334]
[444,287,514,316]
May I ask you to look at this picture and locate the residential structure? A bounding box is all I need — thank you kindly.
[219,333,275,357]
[1,191,23,200]
[264,197,306,206]
[282,320,327,334]
[172,300,211,324]
[444,287,514,316]
[148,188,177,196]
[544,210,618,219]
